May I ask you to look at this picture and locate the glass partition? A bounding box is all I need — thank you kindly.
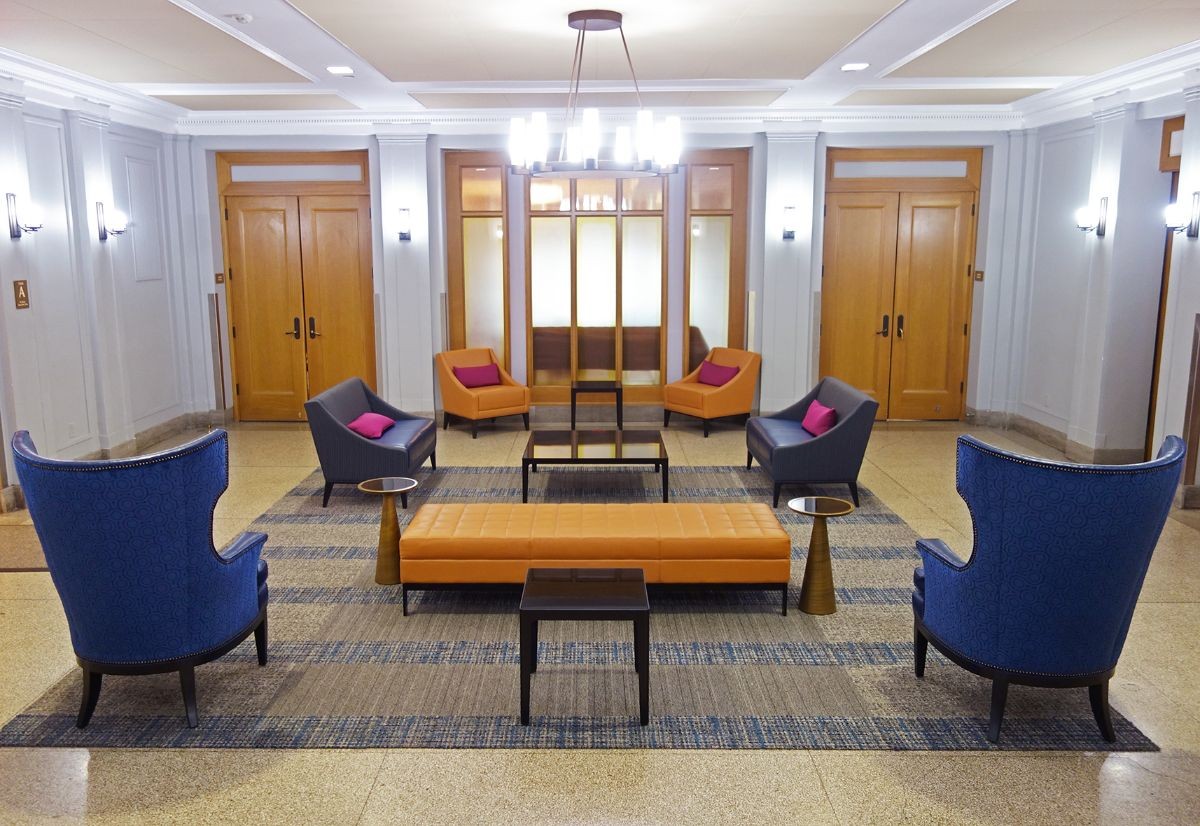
[462,217,505,357]
[575,217,617,380]
[622,216,662,385]
[461,166,504,212]
[530,216,572,385]
[687,216,731,371]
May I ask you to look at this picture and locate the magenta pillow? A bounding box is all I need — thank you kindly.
[698,360,739,387]
[453,363,501,388]
[802,400,838,437]
[347,412,394,439]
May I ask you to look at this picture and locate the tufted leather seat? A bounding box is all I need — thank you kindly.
[400,502,791,588]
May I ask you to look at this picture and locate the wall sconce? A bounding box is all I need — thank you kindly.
[1165,192,1200,238]
[1075,196,1108,237]
[397,208,411,241]
[782,206,797,241]
[96,202,128,242]
[7,193,44,238]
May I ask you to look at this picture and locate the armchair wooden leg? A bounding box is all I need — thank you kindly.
[849,481,861,507]
[522,412,530,430]
[429,451,436,470]
[987,679,1008,743]
[772,482,782,508]
[322,481,334,508]
[664,410,671,427]
[746,451,753,470]
[180,666,199,729]
[1090,681,1116,742]
[914,625,928,678]
[471,420,478,439]
[76,668,102,728]
[255,616,268,666]
[703,419,710,438]
[443,413,451,430]
[401,492,408,509]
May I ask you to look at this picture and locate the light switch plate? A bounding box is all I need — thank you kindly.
[974,270,984,282]
[215,272,225,284]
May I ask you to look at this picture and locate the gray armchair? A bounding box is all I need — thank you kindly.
[305,378,436,507]
[746,377,879,508]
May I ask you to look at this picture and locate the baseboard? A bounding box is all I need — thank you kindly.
[3,410,229,511]
[1176,484,1200,510]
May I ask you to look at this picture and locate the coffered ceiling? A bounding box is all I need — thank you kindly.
[0,0,1194,126]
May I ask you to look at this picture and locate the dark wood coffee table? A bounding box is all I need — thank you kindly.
[519,567,650,726]
[571,380,623,430]
[521,429,669,503]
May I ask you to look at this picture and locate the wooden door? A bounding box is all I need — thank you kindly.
[819,192,900,417]
[226,196,307,420]
[299,195,376,397]
[888,191,974,419]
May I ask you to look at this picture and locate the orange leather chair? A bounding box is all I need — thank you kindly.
[664,347,762,437]
[435,348,530,439]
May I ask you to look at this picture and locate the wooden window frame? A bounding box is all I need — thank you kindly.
[683,148,750,375]
[444,150,511,369]
[524,177,669,405]
[825,147,982,194]
[216,150,370,197]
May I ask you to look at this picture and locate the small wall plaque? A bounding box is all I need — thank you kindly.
[13,280,29,309]
[215,272,225,284]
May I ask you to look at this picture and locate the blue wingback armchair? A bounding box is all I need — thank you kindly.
[304,377,436,507]
[11,429,268,729]
[913,434,1184,743]
[746,377,879,507]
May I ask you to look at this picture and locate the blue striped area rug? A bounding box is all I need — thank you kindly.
[0,464,1156,751]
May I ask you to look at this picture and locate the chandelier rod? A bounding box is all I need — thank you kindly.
[559,26,586,163]
[617,23,643,109]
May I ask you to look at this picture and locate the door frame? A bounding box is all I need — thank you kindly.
[216,151,372,421]
[821,147,982,421]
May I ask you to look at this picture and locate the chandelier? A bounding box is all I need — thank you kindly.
[507,10,682,179]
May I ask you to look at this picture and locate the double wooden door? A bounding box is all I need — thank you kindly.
[225,195,375,420]
[821,191,975,420]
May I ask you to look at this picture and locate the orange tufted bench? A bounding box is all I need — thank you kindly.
[398,502,792,615]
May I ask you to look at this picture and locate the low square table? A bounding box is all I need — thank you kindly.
[521,429,669,503]
[571,380,623,430]
[519,567,650,726]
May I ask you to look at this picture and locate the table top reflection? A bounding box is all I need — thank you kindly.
[786,496,855,518]
[523,429,666,463]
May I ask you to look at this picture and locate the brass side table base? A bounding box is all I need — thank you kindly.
[358,477,418,586]
[789,495,855,616]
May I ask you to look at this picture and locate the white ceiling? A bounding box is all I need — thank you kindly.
[0,0,1195,123]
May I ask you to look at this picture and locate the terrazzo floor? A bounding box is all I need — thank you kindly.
[0,417,1198,824]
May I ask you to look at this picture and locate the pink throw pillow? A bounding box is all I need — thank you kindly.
[347,412,394,439]
[802,400,838,436]
[698,360,739,387]
[453,363,501,388]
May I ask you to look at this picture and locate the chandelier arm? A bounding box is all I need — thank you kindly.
[559,27,584,162]
[617,24,643,109]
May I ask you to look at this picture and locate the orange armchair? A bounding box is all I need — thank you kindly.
[435,348,530,439]
[664,347,762,437]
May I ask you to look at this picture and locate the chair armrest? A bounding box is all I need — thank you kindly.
[219,531,268,564]
[916,538,967,571]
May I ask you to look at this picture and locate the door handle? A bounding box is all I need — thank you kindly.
[308,316,321,339]
[875,314,890,337]
[285,317,300,339]
[896,314,905,339]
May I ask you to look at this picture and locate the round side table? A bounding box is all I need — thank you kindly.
[788,495,855,615]
[358,477,418,586]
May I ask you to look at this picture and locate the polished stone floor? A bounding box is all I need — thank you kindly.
[1,417,1198,824]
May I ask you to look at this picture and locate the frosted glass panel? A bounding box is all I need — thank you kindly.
[230,164,361,182]
[462,217,505,361]
[461,166,503,212]
[530,217,572,385]
[688,216,731,372]
[576,179,616,211]
[576,216,616,380]
[691,165,732,210]
[622,217,662,385]
[530,180,570,211]
[621,178,663,211]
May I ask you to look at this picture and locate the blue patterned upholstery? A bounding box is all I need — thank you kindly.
[746,377,879,507]
[11,429,268,666]
[916,435,1183,679]
[305,378,436,506]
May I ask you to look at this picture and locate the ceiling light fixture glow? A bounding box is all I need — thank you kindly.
[326,65,355,76]
[841,62,870,72]
[508,10,681,180]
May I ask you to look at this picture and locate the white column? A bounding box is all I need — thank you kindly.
[375,131,435,413]
[65,103,135,452]
[1155,75,1200,449]
[1066,97,1171,460]
[759,124,820,413]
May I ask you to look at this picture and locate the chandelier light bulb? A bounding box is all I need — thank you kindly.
[581,108,601,164]
[529,112,549,168]
[508,117,527,168]
[565,126,583,163]
[613,126,633,164]
[636,109,655,164]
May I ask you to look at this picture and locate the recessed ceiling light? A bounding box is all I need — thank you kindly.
[326,66,355,76]
[841,62,870,72]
